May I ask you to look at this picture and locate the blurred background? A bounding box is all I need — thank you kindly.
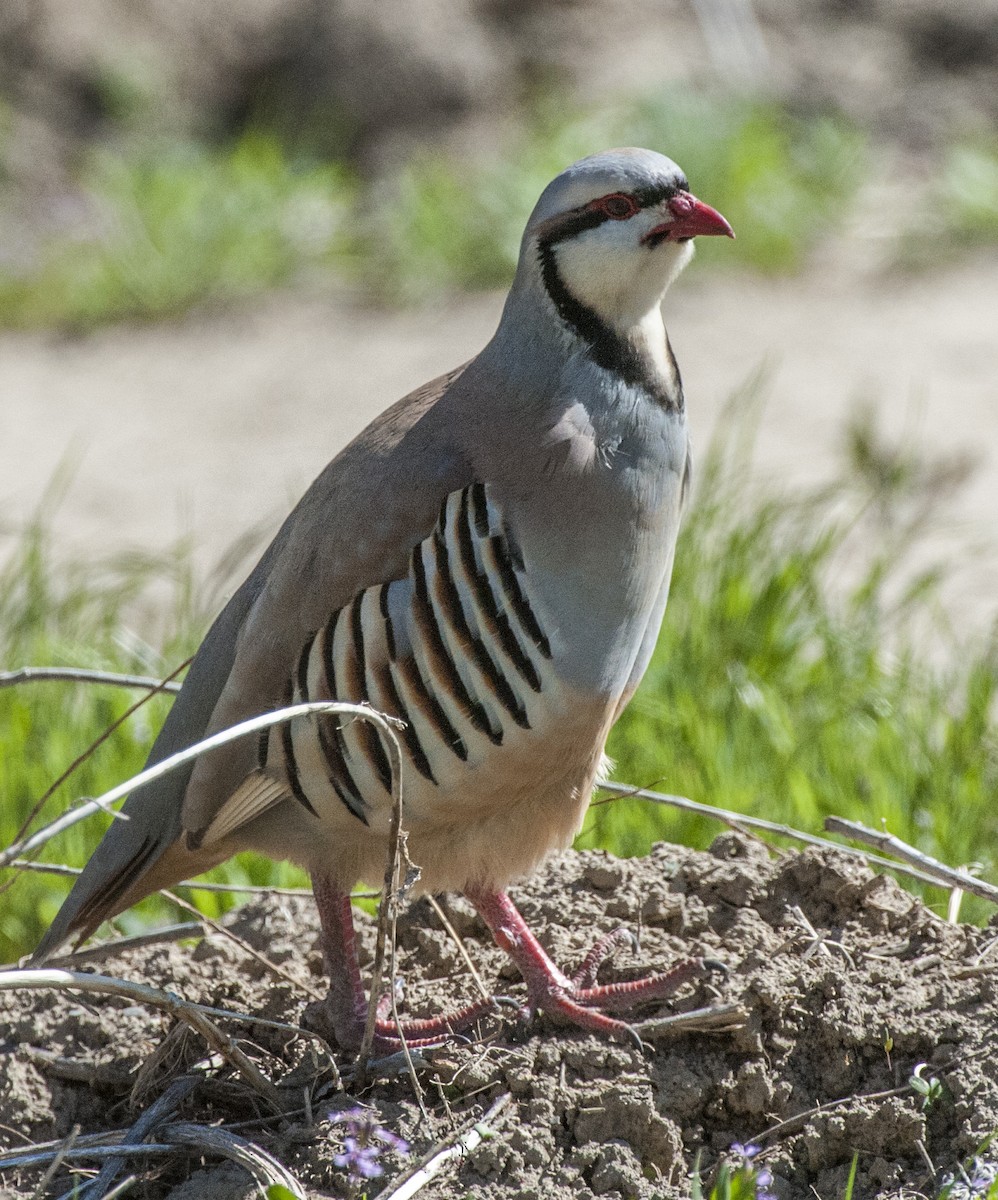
[1,0,997,958]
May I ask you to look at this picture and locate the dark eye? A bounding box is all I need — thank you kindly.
[591,192,639,220]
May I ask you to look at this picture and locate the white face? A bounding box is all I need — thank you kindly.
[551,206,697,334]
[518,152,732,357]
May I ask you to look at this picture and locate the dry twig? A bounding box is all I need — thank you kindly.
[162,1122,306,1197]
[2,658,192,859]
[21,1047,132,1090]
[1,1123,306,1200]
[752,1048,984,1145]
[9,857,312,896]
[29,1123,80,1200]
[37,922,210,969]
[373,1092,513,1200]
[0,668,183,693]
[354,714,425,1114]
[633,1002,749,1040]
[428,896,490,1001]
[824,816,998,907]
[597,781,968,893]
[160,888,323,1000]
[0,700,404,870]
[78,1076,198,1200]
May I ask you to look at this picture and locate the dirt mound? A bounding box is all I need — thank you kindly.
[2,836,997,1199]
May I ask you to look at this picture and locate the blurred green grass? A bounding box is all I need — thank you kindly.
[0,90,866,329]
[0,133,355,329]
[0,478,308,960]
[2,396,995,962]
[2,88,995,329]
[943,139,998,242]
[897,136,998,269]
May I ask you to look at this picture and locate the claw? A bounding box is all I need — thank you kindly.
[491,994,526,1010]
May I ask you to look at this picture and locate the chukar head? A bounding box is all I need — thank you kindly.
[517,147,734,341]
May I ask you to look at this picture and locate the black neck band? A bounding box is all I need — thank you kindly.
[536,208,683,411]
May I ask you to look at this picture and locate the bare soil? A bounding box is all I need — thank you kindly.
[2,837,997,1199]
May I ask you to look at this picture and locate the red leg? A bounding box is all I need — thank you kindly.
[307,877,708,1053]
[465,886,707,1042]
[308,875,501,1052]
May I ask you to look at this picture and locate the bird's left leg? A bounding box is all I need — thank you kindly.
[465,885,707,1040]
[308,875,502,1052]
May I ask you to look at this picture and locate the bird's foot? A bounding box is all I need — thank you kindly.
[468,887,711,1044]
[570,926,639,989]
[310,874,712,1055]
[309,875,512,1053]
[521,954,711,1044]
[303,988,506,1053]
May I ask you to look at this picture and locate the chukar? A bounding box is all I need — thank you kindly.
[35,148,734,1049]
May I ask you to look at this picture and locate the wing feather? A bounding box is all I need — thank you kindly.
[194,770,292,848]
[33,363,474,960]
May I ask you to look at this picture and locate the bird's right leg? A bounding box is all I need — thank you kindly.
[307,874,501,1053]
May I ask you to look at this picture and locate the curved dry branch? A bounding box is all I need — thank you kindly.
[0,667,183,694]
[597,781,970,894]
[0,700,403,869]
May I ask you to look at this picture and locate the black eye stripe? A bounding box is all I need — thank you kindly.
[632,181,687,209]
[542,180,687,245]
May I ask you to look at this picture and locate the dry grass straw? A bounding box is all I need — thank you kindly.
[373,1091,512,1200]
[824,814,998,907]
[159,887,324,1000]
[0,668,184,694]
[0,1110,308,1200]
[0,694,414,1186]
[5,662,997,1194]
[1,698,403,869]
[1,660,192,864]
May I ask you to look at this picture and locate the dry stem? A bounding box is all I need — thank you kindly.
[373,1092,512,1200]
[597,781,986,896]
[0,668,183,694]
[825,815,998,907]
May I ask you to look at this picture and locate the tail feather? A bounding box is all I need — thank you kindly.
[62,834,160,948]
[31,825,231,962]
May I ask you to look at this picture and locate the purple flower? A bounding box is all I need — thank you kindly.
[373,1127,411,1154]
[329,1106,410,1189]
[730,1142,776,1199]
[334,1136,383,1180]
[969,1158,997,1191]
[941,1155,998,1199]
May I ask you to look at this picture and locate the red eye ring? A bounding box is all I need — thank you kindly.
[590,192,639,220]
